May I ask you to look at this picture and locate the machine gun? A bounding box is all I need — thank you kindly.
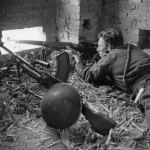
[9,40,99,62]
[0,41,70,88]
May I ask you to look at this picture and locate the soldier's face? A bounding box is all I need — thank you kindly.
[97,37,109,57]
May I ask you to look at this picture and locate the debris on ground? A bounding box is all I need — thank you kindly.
[0,50,150,150]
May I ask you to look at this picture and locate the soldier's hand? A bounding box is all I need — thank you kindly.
[65,45,81,63]
[65,45,79,56]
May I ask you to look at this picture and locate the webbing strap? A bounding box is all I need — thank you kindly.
[123,44,131,93]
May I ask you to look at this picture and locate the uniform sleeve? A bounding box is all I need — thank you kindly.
[75,55,111,84]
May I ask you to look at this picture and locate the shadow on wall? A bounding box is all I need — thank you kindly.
[100,0,120,30]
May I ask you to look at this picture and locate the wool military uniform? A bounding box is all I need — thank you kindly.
[75,44,150,129]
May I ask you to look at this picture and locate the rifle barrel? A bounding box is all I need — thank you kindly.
[9,39,73,49]
[6,39,98,55]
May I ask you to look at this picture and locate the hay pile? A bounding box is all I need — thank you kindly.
[0,50,150,150]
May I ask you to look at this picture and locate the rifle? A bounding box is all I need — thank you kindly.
[0,41,70,88]
[9,40,99,62]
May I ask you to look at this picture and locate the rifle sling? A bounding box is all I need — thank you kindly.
[123,44,131,93]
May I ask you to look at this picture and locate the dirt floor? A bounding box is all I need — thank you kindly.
[1,48,150,150]
[0,117,67,150]
[0,73,149,150]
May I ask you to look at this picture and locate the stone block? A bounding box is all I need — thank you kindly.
[41,10,55,19]
[88,4,101,13]
[22,0,36,4]
[5,5,23,14]
[71,19,80,26]
[102,17,119,27]
[79,31,97,42]
[142,0,150,6]
[1,0,24,5]
[116,0,128,2]
[122,2,136,10]
[128,0,141,3]
[45,34,56,42]
[119,18,132,28]
[115,10,128,18]
[58,2,80,13]
[69,12,80,21]
[25,18,43,27]
[90,18,99,27]
[59,36,79,43]
[43,25,56,34]
[123,34,139,44]
[23,12,41,22]
[1,15,23,24]
[57,31,64,39]
[57,24,65,33]
[68,22,80,32]
[136,3,149,12]
[80,11,99,20]
[23,4,42,13]
[138,11,150,27]
[68,28,79,36]
[58,9,69,20]
[41,3,55,11]
[36,0,55,5]
[57,0,80,6]
[126,29,140,36]
[0,6,6,16]
[104,7,115,17]
[58,4,80,20]
[57,18,80,36]
[105,0,115,2]
[127,10,141,18]
[68,33,79,42]
[80,0,89,6]
[58,31,69,39]
[56,17,66,27]
[137,20,148,30]
[0,21,26,30]
[145,20,150,30]
[114,1,123,10]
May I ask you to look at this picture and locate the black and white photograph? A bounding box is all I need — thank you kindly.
[0,0,150,150]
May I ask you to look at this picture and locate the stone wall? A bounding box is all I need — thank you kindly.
[56,0,102,43]
[80,0,102,41]
[56,0,80,43]
[1,0,150,46]
[0,0,103,43]
[0,0,56,41]
[80,0,102,42]
[101,0,150,46]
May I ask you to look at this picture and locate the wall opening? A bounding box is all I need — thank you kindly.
[1,26,46,54]
[83,19,91,31]
[138,29,150,49]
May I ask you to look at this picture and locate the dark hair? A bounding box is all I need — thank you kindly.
[98,28,123,49]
